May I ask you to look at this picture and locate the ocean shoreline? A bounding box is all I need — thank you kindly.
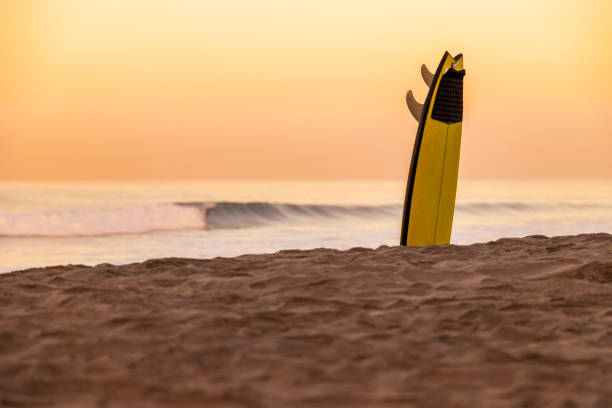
[2,233,612,406]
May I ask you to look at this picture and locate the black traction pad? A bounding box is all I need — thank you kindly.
[431,69,465,124]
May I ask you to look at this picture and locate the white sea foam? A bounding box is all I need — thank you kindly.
[0,204,205,237]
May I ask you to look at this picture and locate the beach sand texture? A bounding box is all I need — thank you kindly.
[2,233,612,407]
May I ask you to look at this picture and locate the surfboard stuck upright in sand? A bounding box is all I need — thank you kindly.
[401,52,465,247]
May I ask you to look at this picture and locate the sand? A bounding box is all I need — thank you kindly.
[1,233,612,407]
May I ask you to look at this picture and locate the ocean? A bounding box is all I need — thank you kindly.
[1,180,611,273]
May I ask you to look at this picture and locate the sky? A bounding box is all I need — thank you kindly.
[1,0,611,180]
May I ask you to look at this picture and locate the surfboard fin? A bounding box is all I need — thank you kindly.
[406,90,423,122]
[421,64,434,87]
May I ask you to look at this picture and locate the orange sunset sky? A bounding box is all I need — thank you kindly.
[1,0,611,180]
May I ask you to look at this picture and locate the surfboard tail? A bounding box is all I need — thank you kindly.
[401,52,465,247]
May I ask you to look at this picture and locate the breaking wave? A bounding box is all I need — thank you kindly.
[0,201,610,238]
[0,202,399,237]
[181,202,400,229]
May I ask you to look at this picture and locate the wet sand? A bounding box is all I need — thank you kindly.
[1,233,612,407]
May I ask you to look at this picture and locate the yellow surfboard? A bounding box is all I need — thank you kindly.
[400,52,465,246]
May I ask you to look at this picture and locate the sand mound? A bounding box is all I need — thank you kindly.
[2,233,612,407]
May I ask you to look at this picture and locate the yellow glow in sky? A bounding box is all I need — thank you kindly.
[1,0,611,180]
